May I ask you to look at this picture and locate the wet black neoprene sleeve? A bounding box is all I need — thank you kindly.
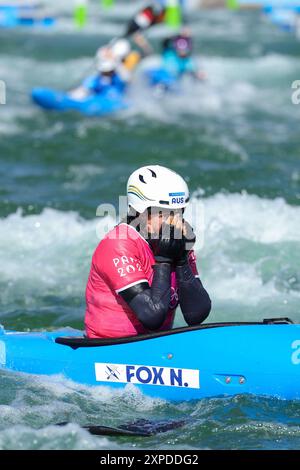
[176,261,211,325]
[119,263,171,331]
[125,19,140,36]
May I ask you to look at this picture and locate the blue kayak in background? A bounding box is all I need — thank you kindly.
[0,319,299,401]
[263,6,299,32]
[31,87,128,116]
[0,5,55,28]
[145,67,179,92]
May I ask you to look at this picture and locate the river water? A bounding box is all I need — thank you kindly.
[0,2,299,450]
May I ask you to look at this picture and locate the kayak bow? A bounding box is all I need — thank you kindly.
[31,87,127,116]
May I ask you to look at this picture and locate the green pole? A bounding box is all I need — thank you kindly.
[75,1,88,27]
[226,0,239,10]
[102,0,114,8]
[165,0,182,29]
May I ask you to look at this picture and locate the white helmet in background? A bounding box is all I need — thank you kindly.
[111,38,131,61]
[127,165,190,214]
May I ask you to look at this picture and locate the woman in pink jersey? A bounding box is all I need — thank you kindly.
[85,165,211,338]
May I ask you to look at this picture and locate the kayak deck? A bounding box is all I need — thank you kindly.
[55,317,294,348]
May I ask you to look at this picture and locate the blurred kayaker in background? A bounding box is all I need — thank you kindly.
[95,38,142,83]
[69,58,126,100]
[85,165,211,339]
[69,38,140,100]
[161,28,206,81]
[145,28,206,92]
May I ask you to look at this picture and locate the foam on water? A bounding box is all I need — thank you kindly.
[133,52,300,124]
[0,368,170,449]
[1,369,300,450]
[198,193,300,321]
[0,208,99,312]
[0,423,112,450]
[1,40,300,136]
[64,164,106,191]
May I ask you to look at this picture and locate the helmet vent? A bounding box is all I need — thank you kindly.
[139,174,146,184]
[148,169,157,178]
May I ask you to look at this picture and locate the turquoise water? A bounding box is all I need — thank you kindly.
[0,4,300,450]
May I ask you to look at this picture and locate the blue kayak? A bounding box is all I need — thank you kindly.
[145,67,179,92]
[31,87,128,116]
[0,319,299,401]
[0,6,55,28]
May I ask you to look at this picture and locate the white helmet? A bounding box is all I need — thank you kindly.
[111,38,131,61]
[127,165,190,214]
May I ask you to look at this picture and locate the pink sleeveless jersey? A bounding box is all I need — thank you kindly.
[85,223,198,338]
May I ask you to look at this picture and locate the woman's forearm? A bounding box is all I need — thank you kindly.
[176,262,211,325]
[120,263,171,330]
